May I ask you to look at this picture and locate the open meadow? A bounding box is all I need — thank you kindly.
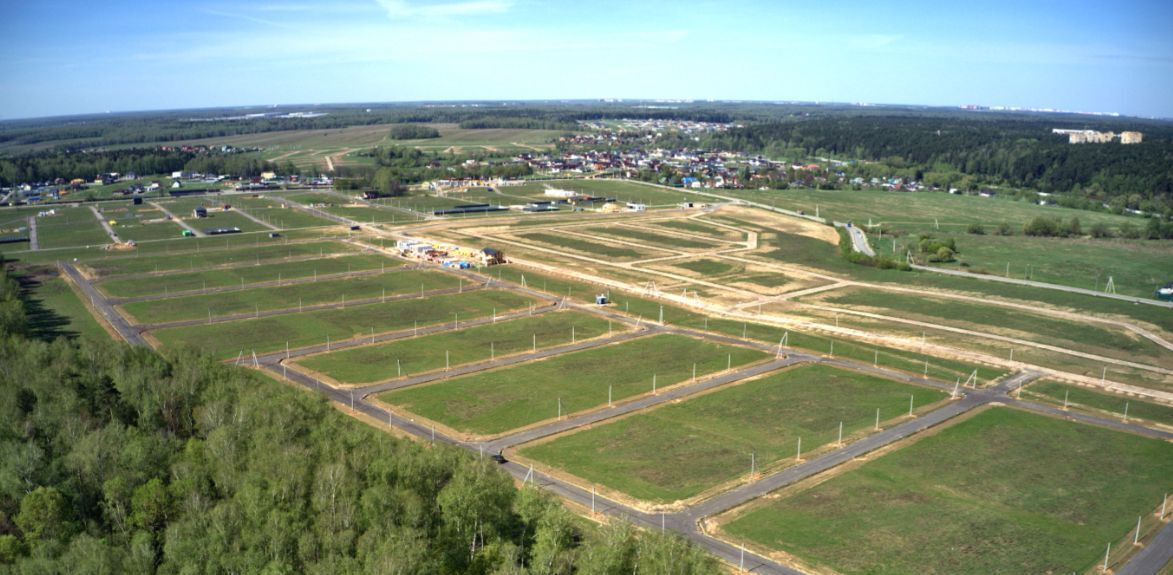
[295,310,614,385]
[148,288,536,359]
[378,333,769,436]
[119,269,458,324]
[718,407,1173,575]
[519,364,948,503]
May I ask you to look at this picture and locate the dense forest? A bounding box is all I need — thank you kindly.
[0,257,718,574]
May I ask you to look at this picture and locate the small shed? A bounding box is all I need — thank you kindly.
[193,206,208,218]
[480,247,505,265]
[595,294,608,305]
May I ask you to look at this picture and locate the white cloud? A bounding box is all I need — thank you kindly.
[375,0,512,19]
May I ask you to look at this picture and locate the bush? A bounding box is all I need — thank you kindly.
[1089,222,1114,238]
[996,222,1013,236]
[966,223,985,235]
[1023,216,1060,237]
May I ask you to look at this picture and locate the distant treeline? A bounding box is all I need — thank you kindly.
[0,255,720,573]
[0,149,281,187]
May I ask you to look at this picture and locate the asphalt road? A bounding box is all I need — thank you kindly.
[60,262,147,345]
[837,222,876,256]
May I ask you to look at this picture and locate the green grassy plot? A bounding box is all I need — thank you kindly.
[85,241,355,277]
[379,333,769,435]
[119,269,458,324]
[720,407,1173,575]
[35,209,113,249]
[520,364,947,503]
[1024,380,1173,427]
[296,310,614,385]
[518,232,660,260]
[149,288,536,359]
[96,253,400,298]
[583,226,722,250]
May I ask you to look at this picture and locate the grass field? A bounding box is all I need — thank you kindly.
[583,225,723,250]
[226,196,340,228]
[905,235,1173,299]
[15,265,110,341]
[85,240,356,277]
[296,310,614,385]
[1024,380,1173,427]
[35,209,112,249]
[652,218,744,241]
[816,289,1171,366]
[520,364,948,503]
[719,407,1173,575]
[323,205,415,224]
[518,232,660,260]
[671,258,739,276]
[96,253,399,297]
[149,288,537,359]
[379,334,769,436]
[120,269,458,323]
[101,203,187,242]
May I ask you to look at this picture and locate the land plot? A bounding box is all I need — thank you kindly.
[379,333,770,436]
[517,232,672,261]
[520,364,948,503]
[296,310,614,385]
[227,196,339,228]
[120,269,457,324]
[1024,380,1173,427]
[812,288,1171,367]
[718,407,1173,575]
[671,258,740,276]
[96,253,399,298]
[324,205,416,224]
[102,204,186,242]
[651,218,744,242]
[36,209,112,248]
[149,289,536,359]
[14,264,110,341]
[582,225,726,250]
[85,241,355,277]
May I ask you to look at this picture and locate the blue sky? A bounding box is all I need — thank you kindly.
[2,0,1171,119]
